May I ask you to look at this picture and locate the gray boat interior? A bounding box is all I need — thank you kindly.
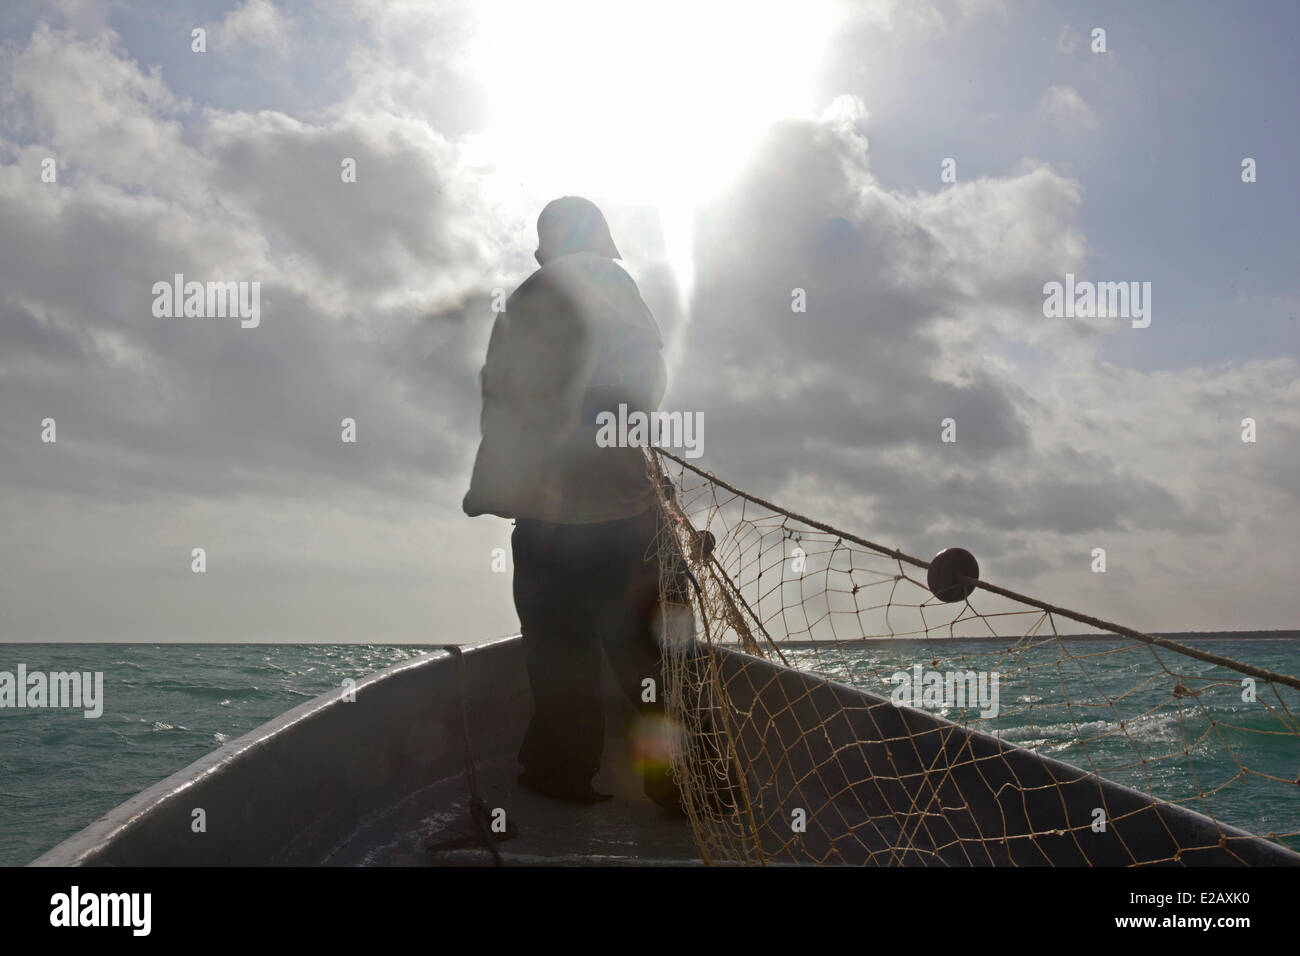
[32,635,1300,866]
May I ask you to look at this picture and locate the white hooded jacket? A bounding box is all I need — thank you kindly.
[462,251,667,524]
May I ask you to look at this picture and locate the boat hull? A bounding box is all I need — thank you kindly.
[31,636,1299,866]
[716,647,1299,865]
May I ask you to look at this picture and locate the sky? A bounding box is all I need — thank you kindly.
[0,0,1296,642]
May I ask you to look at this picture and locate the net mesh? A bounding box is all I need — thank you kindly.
[645,448,1300,866]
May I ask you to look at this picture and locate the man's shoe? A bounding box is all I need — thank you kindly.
[648,788,690,819]
[643,772,690,818]
[517,771,613,805]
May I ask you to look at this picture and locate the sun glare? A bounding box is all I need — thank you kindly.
[473,0,832,200]
[469,0,835,301]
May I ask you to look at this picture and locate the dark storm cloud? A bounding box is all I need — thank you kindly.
[664,112,1194,542]
[202,110,488,295]
[2,8,1296,641]
[0,283,490,503]
[0,296,92,362]
[0,24,504,509]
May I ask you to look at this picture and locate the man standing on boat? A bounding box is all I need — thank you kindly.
[463,196,684,810]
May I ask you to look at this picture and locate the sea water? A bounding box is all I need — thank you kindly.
[1,638,1296,865]
[0,644,424,866]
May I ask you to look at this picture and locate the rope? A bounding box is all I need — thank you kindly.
[651,448,1300,694]
[436,643,507,866]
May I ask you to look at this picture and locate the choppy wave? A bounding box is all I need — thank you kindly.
[0,644,427,866]
[2,638,1296,865]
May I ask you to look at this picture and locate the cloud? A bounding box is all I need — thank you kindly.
[658,95,1297,630]
[0,11,1296,641]
[209,0,294,56]
[1039,84,1099,131]
[9,23,191,189]
[843,0,1002,36]
[1056,24,1081,55]
[667,106,1146,539]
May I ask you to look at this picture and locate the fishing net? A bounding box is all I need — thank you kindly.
[645,448,1300,866]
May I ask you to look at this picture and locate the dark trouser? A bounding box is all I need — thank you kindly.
[511,505,683,792]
